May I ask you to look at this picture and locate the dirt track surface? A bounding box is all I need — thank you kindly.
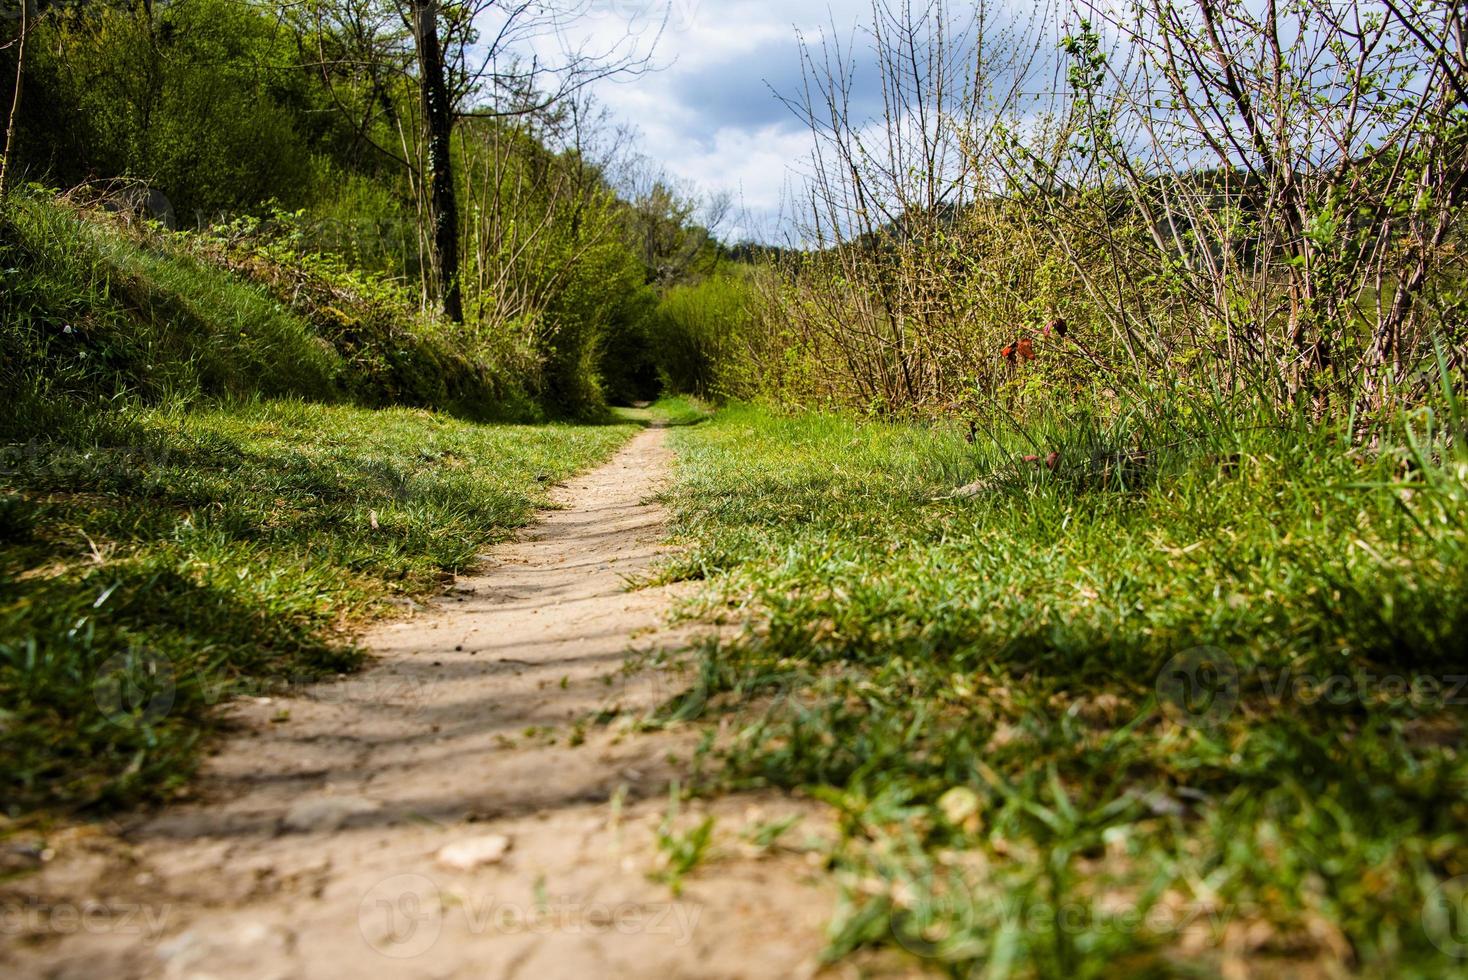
[2,423,835,979]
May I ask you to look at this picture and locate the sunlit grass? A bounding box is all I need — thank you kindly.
[0,400,635,815]
[664,399,1468,976]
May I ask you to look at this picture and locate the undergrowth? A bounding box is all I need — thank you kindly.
[0,191,342,429]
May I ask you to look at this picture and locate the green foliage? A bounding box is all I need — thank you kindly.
[664,398,1468,973]
[3,0,731,420]
[293,169,425,278]
[0,400,635,814]
[18,0,321,217]
[189,208,538,421]
[539,234,648,416]
[650,273,756,399]
[597,281,660,405]
[456,121,668,417]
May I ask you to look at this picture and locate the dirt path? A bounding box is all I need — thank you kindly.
[4,424,835,979]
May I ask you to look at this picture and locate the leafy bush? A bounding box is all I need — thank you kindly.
[536,238,647,417]
[293,169,425,279]
[0,193,540,431]
[16,0,320,218]
[456,121,661,418]
[597,281,660,405]
[186,208,539,421]
[650,273,755,399]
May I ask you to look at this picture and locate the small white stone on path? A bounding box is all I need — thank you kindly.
[435,834,512,870]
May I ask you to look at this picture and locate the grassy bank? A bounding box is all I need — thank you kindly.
[0,192,539,433]
[0,401,635,816]
[664,401,1468,976]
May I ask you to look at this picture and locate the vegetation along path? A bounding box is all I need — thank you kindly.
[3,418,832,979]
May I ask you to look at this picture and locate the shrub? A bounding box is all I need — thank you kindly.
[0,192,539,437]
[185,208,538,421]
[650,273,755,400]
[16,0,319,219]
[597,282,661,405]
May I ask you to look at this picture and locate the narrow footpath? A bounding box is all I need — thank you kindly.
[4,423,833,979]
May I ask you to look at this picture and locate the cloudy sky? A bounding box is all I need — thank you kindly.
[564,0,882,242]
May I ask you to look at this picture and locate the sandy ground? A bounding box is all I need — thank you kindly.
[1,423,838,979]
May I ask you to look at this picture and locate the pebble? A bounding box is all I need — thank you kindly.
[435,834,512,871]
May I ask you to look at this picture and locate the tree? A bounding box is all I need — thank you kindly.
[411,0,462,320]
[305,0,662,321]
[626,173,730,287]
[0,0,32,200]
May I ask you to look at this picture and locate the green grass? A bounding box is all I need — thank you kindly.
[0,191,343,421]
[608,395,714,429]
[0,400,635,816]
[0,191,538,433]
[647,395,715,427]
[663,400,1468,977]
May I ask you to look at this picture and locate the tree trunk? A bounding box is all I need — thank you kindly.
[412,0,462,323]
[0,0,30,201]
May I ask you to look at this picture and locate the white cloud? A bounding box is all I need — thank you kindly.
[507,1,1052,242]
[539,0,878,241]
